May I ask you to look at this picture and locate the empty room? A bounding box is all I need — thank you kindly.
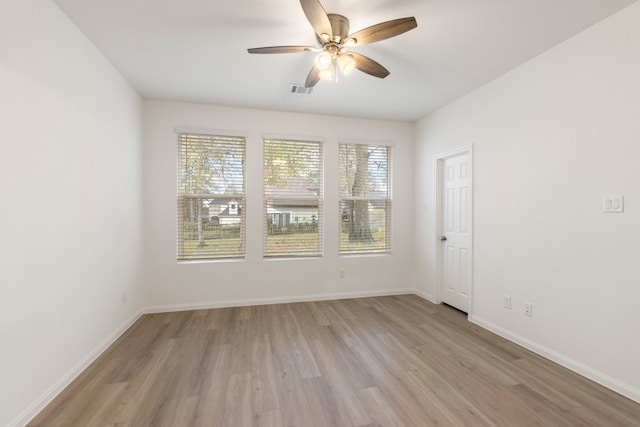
[2,0,639,426]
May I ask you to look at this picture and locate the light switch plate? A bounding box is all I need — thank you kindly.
[603,195,624,213]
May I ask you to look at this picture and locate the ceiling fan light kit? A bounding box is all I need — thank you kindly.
[315,50,332,69]
[247,0,417,89]
[338,54,355,74]
[319,65,334,82]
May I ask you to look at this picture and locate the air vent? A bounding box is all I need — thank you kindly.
[290,84,313,94]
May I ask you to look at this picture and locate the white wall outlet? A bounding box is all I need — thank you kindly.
[503,295,512,309]
[339,269,346,279]
[603,195,624,213]
[122,290,127,304]
[524,303,532,317]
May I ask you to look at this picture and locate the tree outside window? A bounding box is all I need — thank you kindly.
[339,143,391,254]
[177,133,246,260]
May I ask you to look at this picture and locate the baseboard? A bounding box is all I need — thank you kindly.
[412,289,437,304]
[13,289,414,425]
[11,309,144,427]
[469,315,640,405]
[15,292,638,427]
[144,288,416,313]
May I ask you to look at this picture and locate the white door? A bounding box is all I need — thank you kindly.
[441,153,472,313]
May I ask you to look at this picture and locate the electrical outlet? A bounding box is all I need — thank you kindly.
[339,269,346,279]
[503,295,512,309]
[524,303,532,317]
[122,291,127,304]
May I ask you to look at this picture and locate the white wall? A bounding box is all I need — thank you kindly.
[0,1,144,425]
[143,101,415,309]
[5,0,637,423]
[414,2,640,402]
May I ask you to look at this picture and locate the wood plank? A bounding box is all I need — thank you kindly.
[28,295,640,426]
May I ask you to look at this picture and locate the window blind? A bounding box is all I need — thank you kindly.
[339,143,391,254]
[177,133,246,260]
[263,138,323,257]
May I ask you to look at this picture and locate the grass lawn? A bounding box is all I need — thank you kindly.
[182,230,387,258]
[340,230,387,254]
[183,237,242,258]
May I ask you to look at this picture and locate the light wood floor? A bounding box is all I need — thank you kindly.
[29,295,640,426]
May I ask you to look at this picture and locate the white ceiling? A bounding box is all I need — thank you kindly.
[53,0,636,122]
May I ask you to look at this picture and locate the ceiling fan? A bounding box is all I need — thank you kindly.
[247,0,417,88]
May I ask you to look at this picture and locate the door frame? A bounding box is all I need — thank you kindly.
[433,145,474,316]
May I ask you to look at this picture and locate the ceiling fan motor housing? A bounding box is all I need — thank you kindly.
[326,14,350,42]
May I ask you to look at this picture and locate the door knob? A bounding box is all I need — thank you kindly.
[440,236,447,241]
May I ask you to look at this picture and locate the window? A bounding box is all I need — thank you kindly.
[339,143,391,254]
[264,138,323,257]
[177,133,245,260]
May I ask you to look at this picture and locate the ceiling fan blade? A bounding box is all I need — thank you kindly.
[348,17,417,46]
[305,65,322,88]
[350,52,390,78]
[300,0,332,38]
[248,46,316,54]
